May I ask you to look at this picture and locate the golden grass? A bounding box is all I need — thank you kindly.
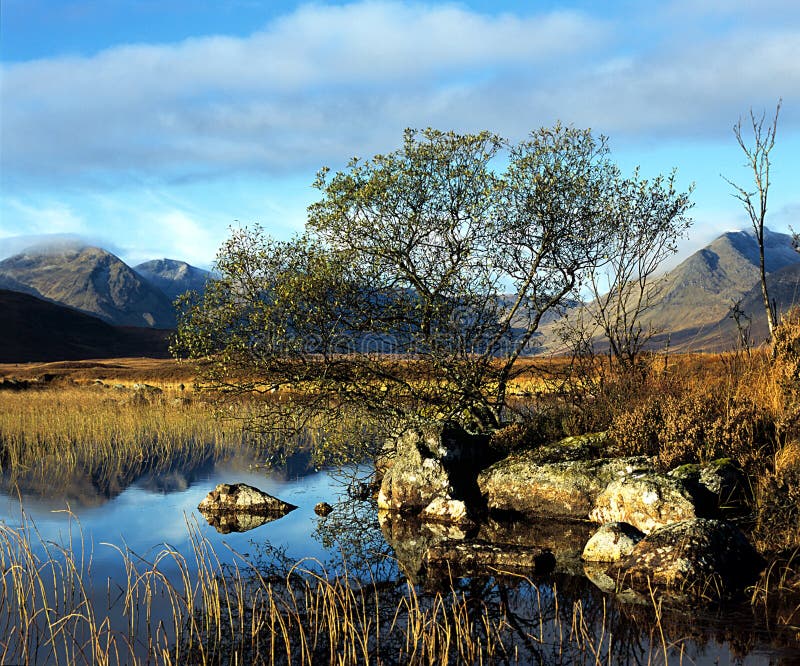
[0,384,255,486]
[0,512,694,666]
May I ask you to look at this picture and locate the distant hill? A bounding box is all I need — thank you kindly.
[0,246,176,328]
[647,229,799,333]
[539,228,800,353]
[0,289,170,363]
[134,258,212,301]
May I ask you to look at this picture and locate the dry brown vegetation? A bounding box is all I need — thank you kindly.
[0,357,198,388]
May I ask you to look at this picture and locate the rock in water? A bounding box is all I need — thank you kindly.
[590,473,698,533]
[198,483,297,515]
[609,518,764,599]
[377,422,488,522]
[314,502,334,516]
[582,522,645,563]
[478,455,653,519]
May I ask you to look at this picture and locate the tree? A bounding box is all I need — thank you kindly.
[724,100,782,340]
[174,126,691,442]
[582,170,693,371]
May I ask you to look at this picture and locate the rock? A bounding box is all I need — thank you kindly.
[424,539,556,575]
[590,473,697,533]
[669,458,749,511]
[582,522,645,562]
[377,422,488,518]
[609,518,764,599]
[133,383,162,393]
[421,497,472,525]
[198,483,297,515]
[478,455,653,518]
[522,432,609,465]
[314,502,333,516]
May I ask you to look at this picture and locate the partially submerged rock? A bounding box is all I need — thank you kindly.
[590,473,697,533]
[377,422,488,519]
[582,522,645,563]
[478,455,652,519]
[314,502,333,516]
[609,518,764,599]
[198,483,297,515]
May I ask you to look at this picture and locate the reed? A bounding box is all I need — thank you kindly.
[0,511,700,666]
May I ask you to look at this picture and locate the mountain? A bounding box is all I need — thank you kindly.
[647,229,799,332]
[643,229,800,350]
[0,245,176,328]
[0,289,170,362]
[539,228,800,353]
[134,258,212,301]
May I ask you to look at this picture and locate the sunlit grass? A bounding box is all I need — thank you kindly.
[0,511,698,666]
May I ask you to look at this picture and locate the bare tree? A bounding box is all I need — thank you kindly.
[585,170,692,372]
[724,100,782,340]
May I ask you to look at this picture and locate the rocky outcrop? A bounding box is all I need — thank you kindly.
[198,483,297,515]
[582,522,645,563]
[590,473,698,533]
[377,422,488,523]
[478,454,653,518]
[609,518,764,599]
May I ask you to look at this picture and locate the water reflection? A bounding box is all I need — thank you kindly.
[0,447,796,664]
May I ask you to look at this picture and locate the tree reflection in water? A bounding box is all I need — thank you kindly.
[192,492,799,665]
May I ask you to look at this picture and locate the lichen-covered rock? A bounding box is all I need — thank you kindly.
[421,497,472,526]
[582,522,645,562]
[478,455,652,518]
[590,473,697,533]
[521,432,609,465]
[198,483,297,515]
[610,518,764,599]
[377,422,488,517]
[314,502,333,516]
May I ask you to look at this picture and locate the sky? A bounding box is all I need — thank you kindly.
[1,0,799,269]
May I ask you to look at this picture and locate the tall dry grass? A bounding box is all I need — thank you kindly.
[0,385,254,482]
[0,510,704,666]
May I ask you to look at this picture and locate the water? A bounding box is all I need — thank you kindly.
[0,447,798,664]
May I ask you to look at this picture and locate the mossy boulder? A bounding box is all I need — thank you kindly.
[590,473,698,533]
[610,518,764,600]
[478,454,653,518]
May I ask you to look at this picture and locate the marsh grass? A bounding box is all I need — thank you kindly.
[0,510,701,666]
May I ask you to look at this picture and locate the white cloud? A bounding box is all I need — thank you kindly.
[1,2,607,182]
[1,199,88,236]
[0,0,798,192]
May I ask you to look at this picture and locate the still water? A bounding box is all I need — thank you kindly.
[0,446,798,664]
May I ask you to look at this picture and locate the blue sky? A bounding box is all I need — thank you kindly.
[1,0,799,268]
